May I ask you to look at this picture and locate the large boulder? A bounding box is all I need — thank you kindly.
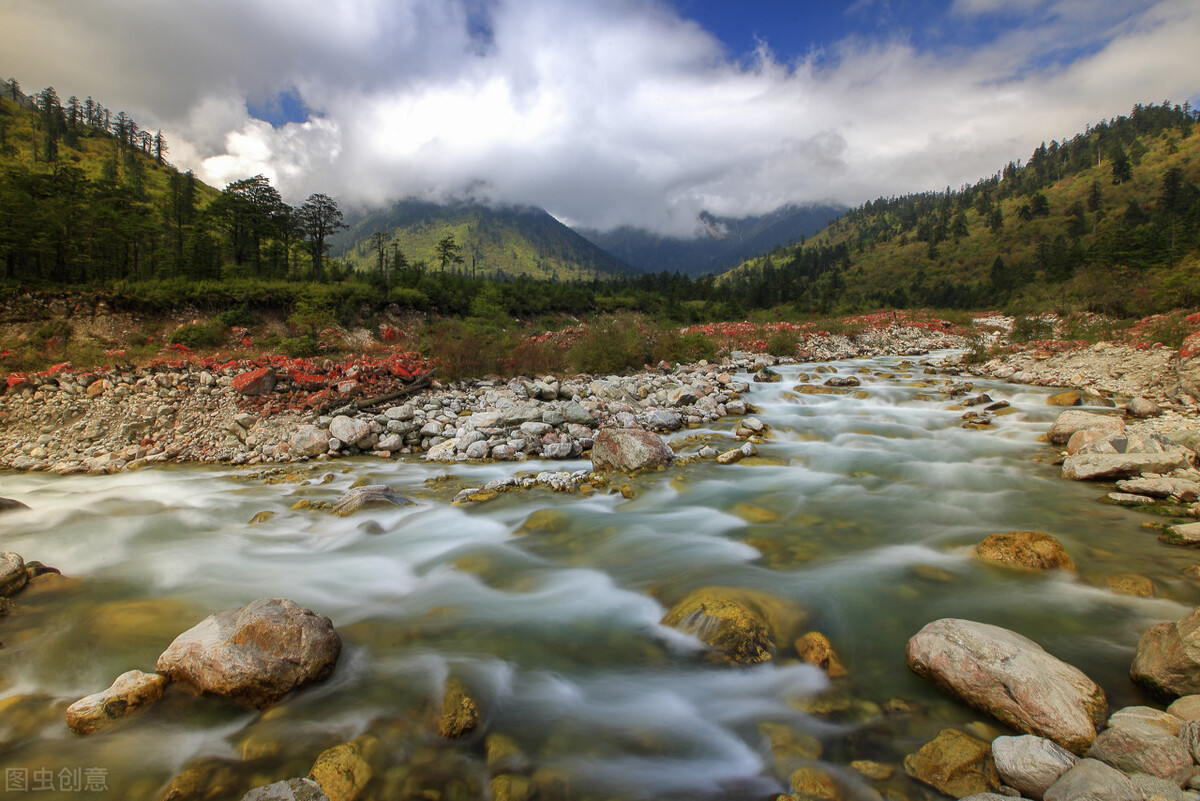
[1131,606,1200,699]
[661,586,807,665]
[903,728,1000,798]
[975,531,1075,571]
[156,598,341,710]
[1042,758,1141,801]
[330,485,412,517]
[65,669,168,734]
[906,619,1107,753]
[590,429,674,472]
[991,735,1077,801]
[1046,411,1124,446]
[1178,330,1200,399]
[0,551,28,596]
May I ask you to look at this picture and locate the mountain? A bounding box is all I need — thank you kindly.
[330,199,632,281]
[721,102,1200,316]
[577,203,846,276]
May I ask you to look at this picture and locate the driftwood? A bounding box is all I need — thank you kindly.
[317,374,433,415]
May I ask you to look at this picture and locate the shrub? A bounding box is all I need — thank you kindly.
[217,306,257,328]
[168,320,226,349]
[278,335,321,357]
[567,314,654,375]
[1010,316,1053,343]
[765,328,797,357]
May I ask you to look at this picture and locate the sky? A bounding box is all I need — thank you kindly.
[4,0,1199,236]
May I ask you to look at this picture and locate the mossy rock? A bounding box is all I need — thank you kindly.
[975,531,1075,571]
[661,586,807,664]
[437,678,480,739]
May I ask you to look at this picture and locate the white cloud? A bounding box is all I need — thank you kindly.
[4,0,1198,236]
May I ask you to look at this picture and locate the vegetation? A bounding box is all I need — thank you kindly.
[725,102,1200,317]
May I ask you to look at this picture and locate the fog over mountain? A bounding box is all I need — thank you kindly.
[6,0,1199,236]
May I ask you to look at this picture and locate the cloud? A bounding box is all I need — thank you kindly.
[4,0,1199,236]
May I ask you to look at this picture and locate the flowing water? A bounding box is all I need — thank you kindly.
[0,354,1196,800]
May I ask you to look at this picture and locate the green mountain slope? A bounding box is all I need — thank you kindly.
[331,199,632,281]
[0,81,222,283]
[723,103,1200,315]
[578,203,846,276]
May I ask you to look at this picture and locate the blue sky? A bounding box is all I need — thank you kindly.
[7,0,1199,234]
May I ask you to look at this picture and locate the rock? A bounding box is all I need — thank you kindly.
[290,426,329,458]
[991,735,1077,801]
[644,410,683,430]
[795,631,848,677]
[1104,573,1155,597]
[308,736,378,801]
[0,497,29,513]
[1117,477,1200,502]
[1063,450,1192,481]
[331,485,412,517]
[1132,607,1200,699]
[661,586,807,665]
[1086,722,1190,779]
[1047,391,1083,407]
[590,429,674,472]
[1127,397,1163,418]
[1180,719,1200,762]
[753,368,782,383]
[1046,411,1124,445]
[787,766,839,799]
[156,597,341,710]
[1042,758,1141,801]
[242,778,330,801]
[328,416,372,448]
[437,678,480,738]
[1178,331,1200,398]
[160,757,242,801]
[65,669,168,734]
[560,401,592,425]
[424,438,460,461]
[1168,695,1200,720]
[0,551,28,596]
[1161,522,1200,547]
[903,728,1000,798]
[1130,774,1193,801]
[1107,705,1182,735]
[232,367,277,396]
[824,375,861,387]
[975,531,1075,571]
[906,618,1107,753]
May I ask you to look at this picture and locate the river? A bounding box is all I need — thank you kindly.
[0,353,1193,800]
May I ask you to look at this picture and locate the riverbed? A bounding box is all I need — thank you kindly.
[0,353,1193,800]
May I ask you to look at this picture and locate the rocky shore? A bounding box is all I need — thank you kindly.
[0,322,969,474]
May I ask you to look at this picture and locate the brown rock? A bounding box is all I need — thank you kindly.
[795,631,848,677]
[1047,391,1083,407]
[976,531,1075,571]
[906,619,1106,753]
[788,766,840,799]
[1131,607,1200,699]
[1104,573,1154,597]
[661,586,807,665]
[308,736,378,801]
[156,597,341,710]
[1178,331,1200,398]
[1086,723,1191,780]
[904,729,1000,798]
[0,497,30,514]
[437,678,480,738]
[590,429,674,472]
[0,551,28,596]
[66,669,168,734]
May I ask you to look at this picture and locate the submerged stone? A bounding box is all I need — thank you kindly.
[661,586,807,665]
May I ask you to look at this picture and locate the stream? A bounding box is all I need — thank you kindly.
[0,353,1194,800]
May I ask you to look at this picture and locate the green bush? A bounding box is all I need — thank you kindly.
[765,328,797,356]
[278,335,321,357]
[567,314,653,374]
[168,320,226,349]
[1010,316,1053,342]
[217,306,257,328]
[653,330,717,364]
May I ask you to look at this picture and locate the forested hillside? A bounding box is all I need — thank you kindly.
[724,102,1200,316]
[331,199,631,282]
